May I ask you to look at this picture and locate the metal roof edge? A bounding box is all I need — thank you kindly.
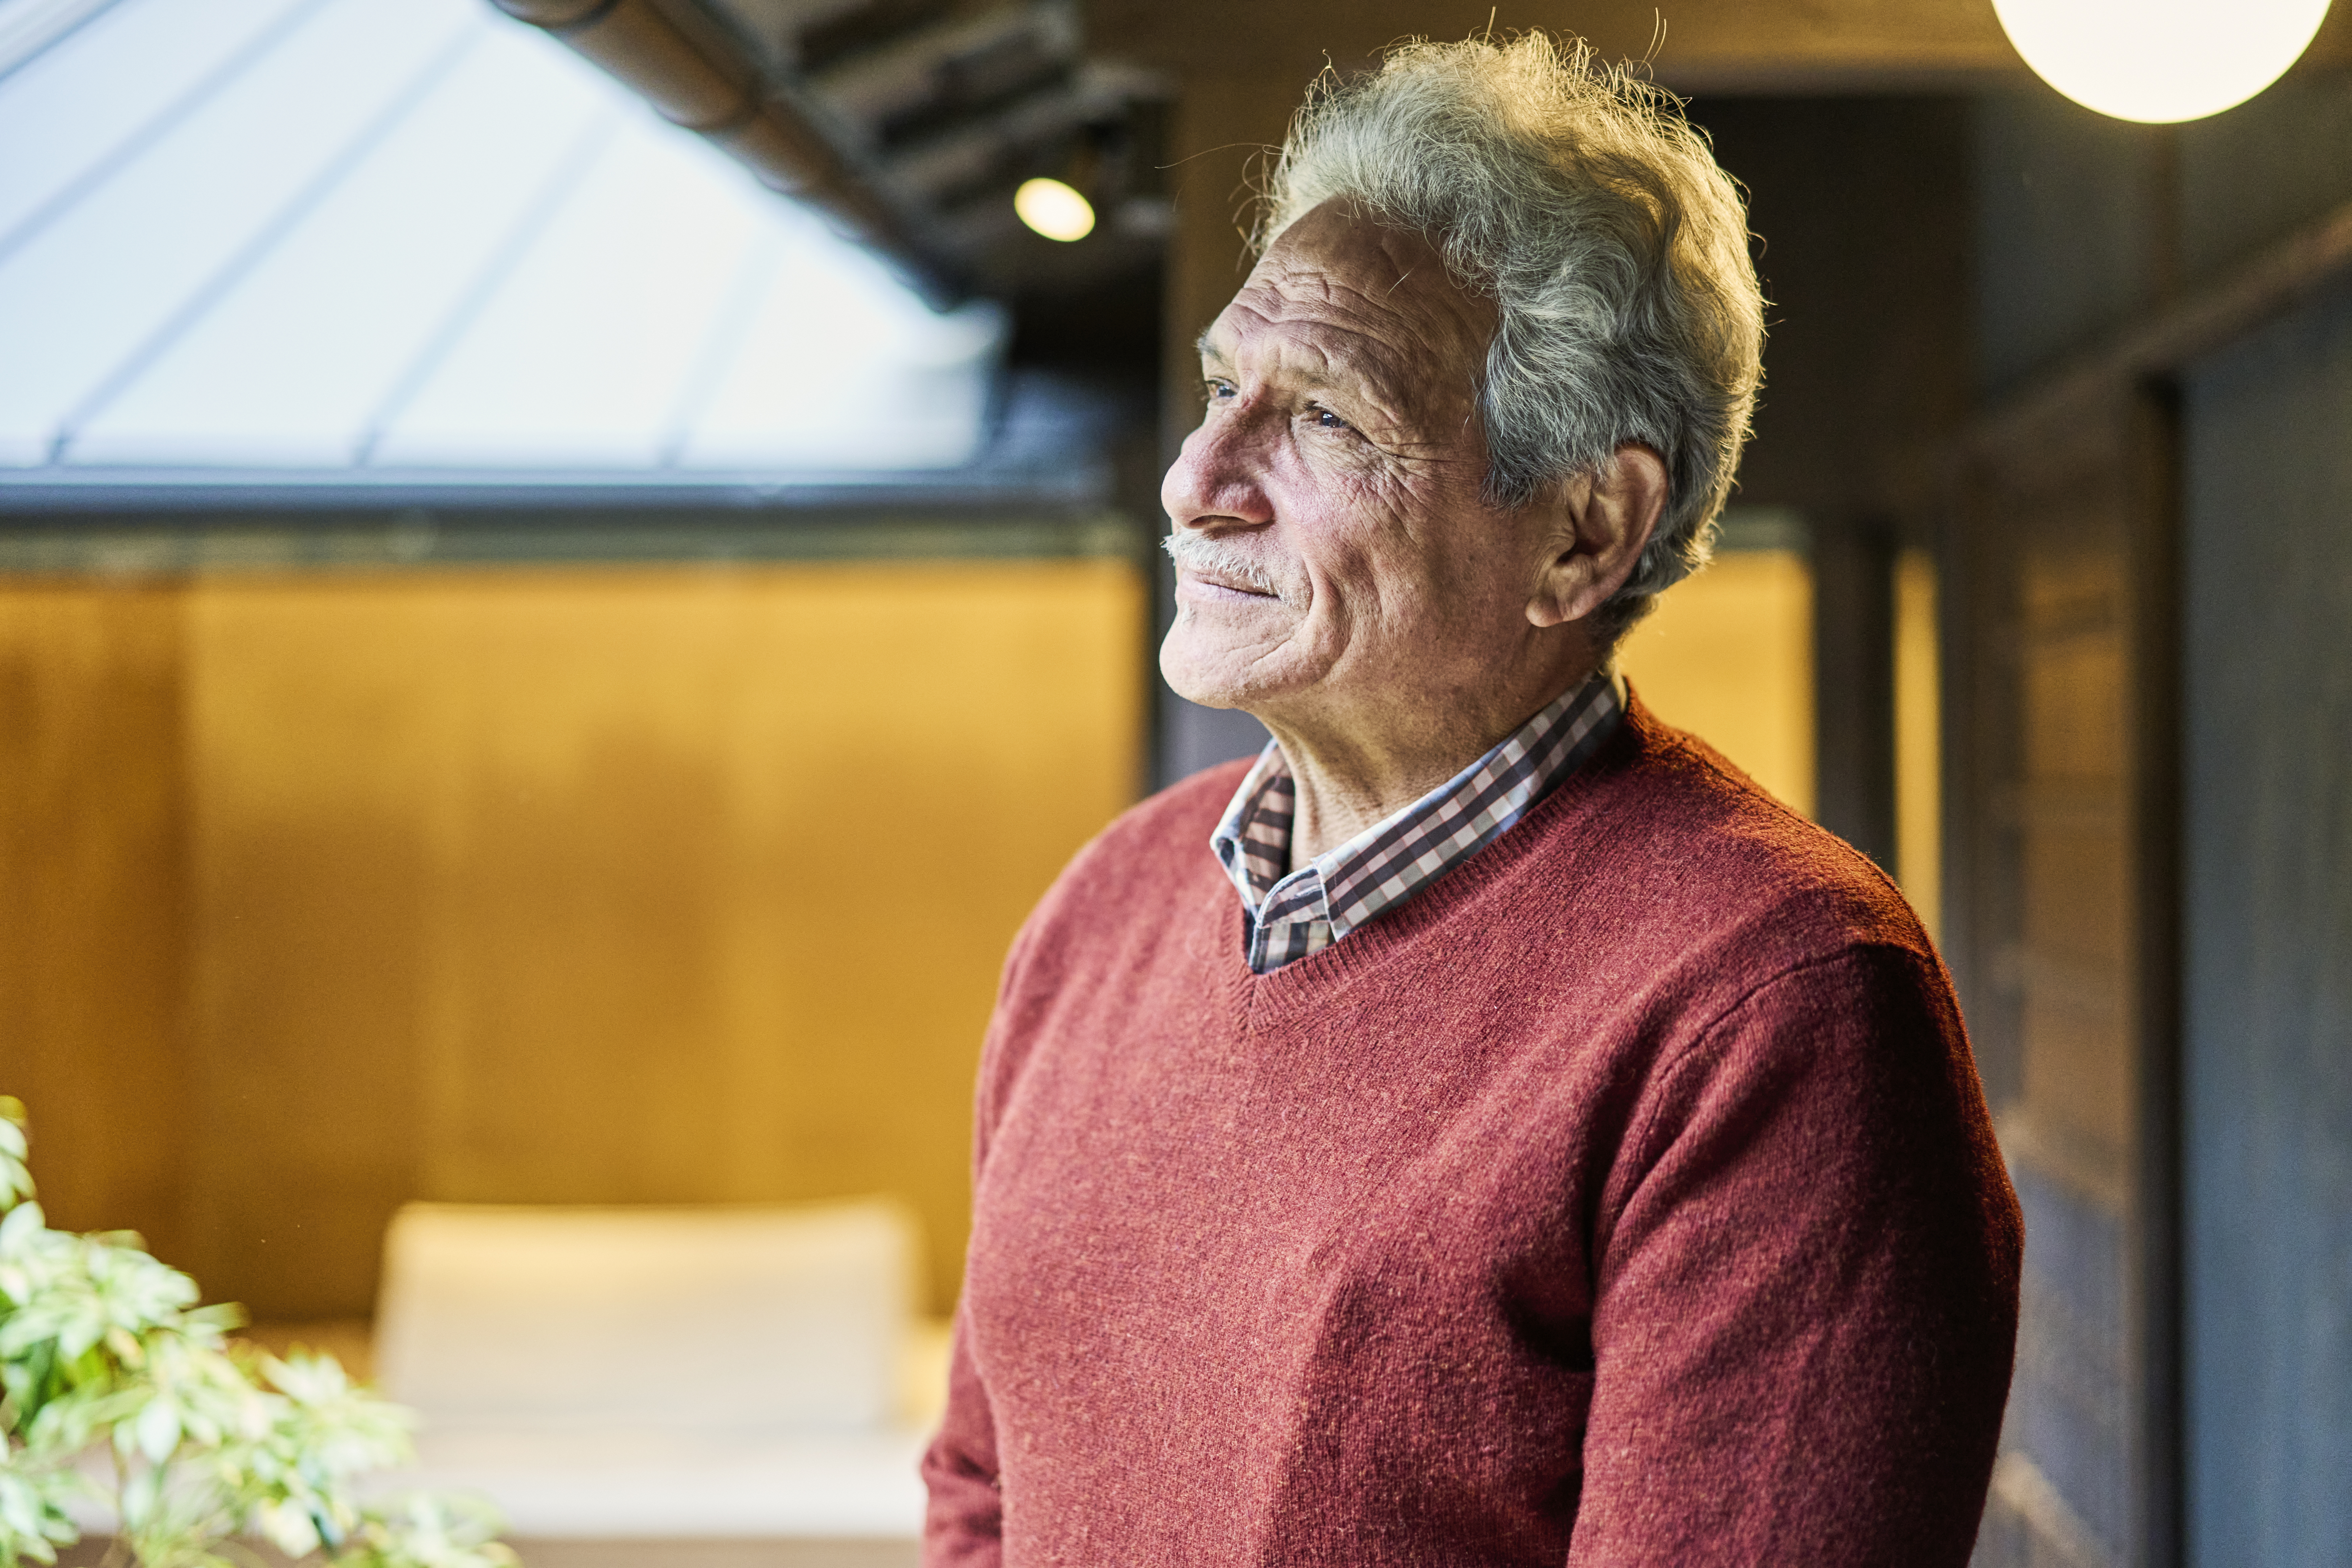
[0,502,1148,574]
[0,461,1111,514]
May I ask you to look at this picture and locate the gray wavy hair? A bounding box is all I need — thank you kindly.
[1259,34,1766,640]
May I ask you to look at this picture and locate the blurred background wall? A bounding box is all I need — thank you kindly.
[4,560,1142,1319]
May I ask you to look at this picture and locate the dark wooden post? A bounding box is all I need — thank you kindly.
[1812,512,1898,871]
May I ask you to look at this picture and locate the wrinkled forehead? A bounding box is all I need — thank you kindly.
[1205,201,1494,407]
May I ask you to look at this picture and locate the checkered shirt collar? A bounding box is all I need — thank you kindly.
[1210,670,1625,973]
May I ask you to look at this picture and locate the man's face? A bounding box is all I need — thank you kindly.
[1160,201,1547,732]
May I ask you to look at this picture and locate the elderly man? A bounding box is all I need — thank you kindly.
[923,33,2020,1566]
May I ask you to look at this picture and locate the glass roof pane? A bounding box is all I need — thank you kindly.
[0,0,1002,483]
[0,0,479,464]
[369,113,765,470]
[679,239,1000,471]
[72,21,613,469]
[0,0,312,244]
[0,0,111,76]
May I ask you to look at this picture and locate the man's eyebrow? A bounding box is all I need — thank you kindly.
[1191,327,1401,412]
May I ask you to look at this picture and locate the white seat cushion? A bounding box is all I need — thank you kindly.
[375,1199,920,1437]
[389,1426,929,1539]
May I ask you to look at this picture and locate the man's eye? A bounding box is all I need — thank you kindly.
[1206,380,1236,402]
[1309,405,1351,431]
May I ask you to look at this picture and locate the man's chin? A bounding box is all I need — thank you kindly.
[1158,632,1294,714]
[1159,669,1256,713]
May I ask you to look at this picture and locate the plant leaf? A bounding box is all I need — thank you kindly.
[0,1111,514,1568]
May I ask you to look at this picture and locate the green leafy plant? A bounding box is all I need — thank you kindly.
[0,1098,515,1568]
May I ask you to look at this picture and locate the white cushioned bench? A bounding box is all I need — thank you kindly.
[371,1199,935,1564]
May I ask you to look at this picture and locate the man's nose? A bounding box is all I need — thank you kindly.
[1162,409,1275,533]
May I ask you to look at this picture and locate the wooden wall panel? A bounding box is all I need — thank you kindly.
[182,561,1144,1318]
[182,586,454,1319]
[1894,550,1943,937]
[1950,398,2177,1568]
[2180,286,2352,1568]
[0,582,190,1264]
[1617,548,1816,817]
[1809,517,1898,867]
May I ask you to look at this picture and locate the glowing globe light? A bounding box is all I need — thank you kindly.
[1014,177,1096,242]
[1992,0,2333,122]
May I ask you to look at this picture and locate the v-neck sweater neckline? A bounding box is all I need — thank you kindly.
[1211,697,1672,1019]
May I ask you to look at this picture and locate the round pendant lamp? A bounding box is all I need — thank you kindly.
[1992,0,2334,122]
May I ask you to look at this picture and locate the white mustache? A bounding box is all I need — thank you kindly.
[1162,530,1288,602]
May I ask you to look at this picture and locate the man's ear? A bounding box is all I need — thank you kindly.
[1525,443,1669,630]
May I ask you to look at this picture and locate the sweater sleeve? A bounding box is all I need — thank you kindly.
[919,1301,1003,1565]
[1569,944,2023,1567]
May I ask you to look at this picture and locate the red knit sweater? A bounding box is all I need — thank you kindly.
[922,698,2021,1566]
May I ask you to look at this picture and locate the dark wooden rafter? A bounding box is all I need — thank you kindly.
[1965,197,2352,479]
[495,0,958,301]
[492,0,1171,307]
[1080,0,2352,94]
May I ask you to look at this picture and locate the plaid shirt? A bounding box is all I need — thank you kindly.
[1212,671,1625,973]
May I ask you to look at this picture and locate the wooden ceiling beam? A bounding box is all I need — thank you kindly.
[494,0,964,302]
[1085,0,2352,97]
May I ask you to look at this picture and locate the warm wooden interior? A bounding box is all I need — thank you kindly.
[0,586,191,1263]
[1893,549,1942,942]
[2,559,1146,1318]
[1616,547,1817,820]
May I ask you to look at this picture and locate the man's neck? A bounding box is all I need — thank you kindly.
[1259,662,1605,865]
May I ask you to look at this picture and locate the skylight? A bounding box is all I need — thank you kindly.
[0,0,1005,488]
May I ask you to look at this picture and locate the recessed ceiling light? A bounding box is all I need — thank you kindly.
[1014,178,1095,242]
